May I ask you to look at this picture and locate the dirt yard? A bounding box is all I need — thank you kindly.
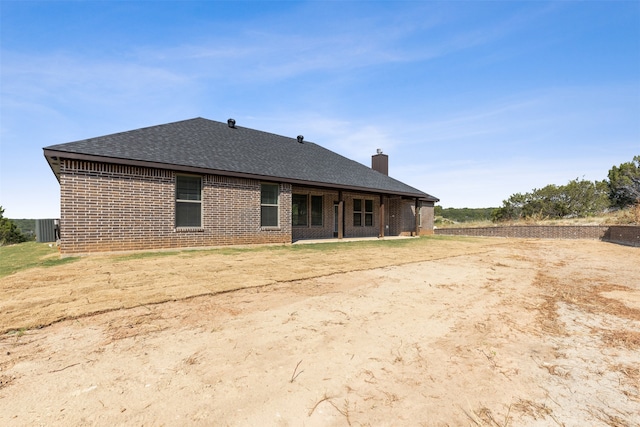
[0,237,638,426]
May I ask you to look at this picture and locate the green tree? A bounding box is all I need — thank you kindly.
[608,156,640,208]
[435,206,496,222]
[492,178,610,222]
[0,206,28,245]
[492,193,526,222]
[563,179,610,217]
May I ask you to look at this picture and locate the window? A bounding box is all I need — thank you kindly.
[292,194,308,226]
[293,194,323,227]
[353,198,373,227]
[353,199,362,226]
[261,183,279,227]
[176,175,202,227]
[311,195,323,226]
[365,199,373,226]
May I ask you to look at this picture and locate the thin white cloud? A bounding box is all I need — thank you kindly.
[125,3,552,83]
[2,51,188,101]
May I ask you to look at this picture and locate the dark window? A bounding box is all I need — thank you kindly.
[353,198,374,227]
[261,183,279,227]
[176,175,202,227]
[353,199,362,227]
[311,195,323,226]
[365,199,373,226]
[292,194,308,226]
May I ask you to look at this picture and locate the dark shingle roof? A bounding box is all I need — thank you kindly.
[44,117,437,200]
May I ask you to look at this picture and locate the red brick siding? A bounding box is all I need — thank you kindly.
[58,160,436,253]
[434,225,640,246]
[59,160,291,254]
[434,226,609,239]
[291,187,338,240]
[387,198,435,236]
[419,201,435,235]
[399,200,416,235]
[289,190,434,239]
[342,192,381,238]
[289,189,416,240]
[603,226,640,247]
[388,198,402,236]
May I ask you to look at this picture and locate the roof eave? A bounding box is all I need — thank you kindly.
[43,149,62,182]
[43,150,434,199]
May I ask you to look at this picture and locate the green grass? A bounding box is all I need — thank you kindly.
[0,242,78,278]
[112,250,183,262]
[0,235,469,278]
[110,235,456,261]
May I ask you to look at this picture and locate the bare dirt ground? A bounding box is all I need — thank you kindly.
[0,237,639,426]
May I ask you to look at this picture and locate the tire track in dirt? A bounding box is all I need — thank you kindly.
[0,239,503,334]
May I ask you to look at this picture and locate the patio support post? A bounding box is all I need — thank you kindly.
[338,191,344,239]
[415,198,420,236]
[379,194,385,238]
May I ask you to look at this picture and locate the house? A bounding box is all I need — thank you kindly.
[43,118,439,255]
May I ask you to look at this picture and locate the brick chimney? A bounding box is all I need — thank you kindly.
[371,149,388,175]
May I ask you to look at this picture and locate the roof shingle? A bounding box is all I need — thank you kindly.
[44,117,438,201]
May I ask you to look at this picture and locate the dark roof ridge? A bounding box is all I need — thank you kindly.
[212,117,309,144]
[50,117,316,150]
[59,117,208,146]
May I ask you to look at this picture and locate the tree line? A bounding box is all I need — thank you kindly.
[435,207,496,223]
[436,156,640,223]
[492,155,640,222]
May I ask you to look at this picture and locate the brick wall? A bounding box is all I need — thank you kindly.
[602,226,640,247]
[399,200,416,235]
[342,192,381,238]
[289,191,434,240]
[434,226,610,239]
[419,201,435,235]
[434,225,640,247]
[58,160,437,254]
[388,198,402,236]
[387,199,435,236]
[291,186,338,240]
[59,160,291,255]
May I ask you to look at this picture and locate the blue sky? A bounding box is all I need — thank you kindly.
[1,1,639,218]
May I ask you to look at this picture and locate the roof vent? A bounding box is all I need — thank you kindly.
[227,118,236,128]
[297,135,304,143]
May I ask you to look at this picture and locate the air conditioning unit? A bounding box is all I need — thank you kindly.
[36,219,59,243]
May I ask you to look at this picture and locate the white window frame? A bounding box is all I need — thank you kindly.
[175,174,203,229]
[260,183,280,228]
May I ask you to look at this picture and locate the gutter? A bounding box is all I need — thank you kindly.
[43,149,439,202]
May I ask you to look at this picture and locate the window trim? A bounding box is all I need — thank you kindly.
[353,198,362,227]
[260,183,280,228]
[175,174,203,229]
[353,198,374,227]
[365,199,373,227]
